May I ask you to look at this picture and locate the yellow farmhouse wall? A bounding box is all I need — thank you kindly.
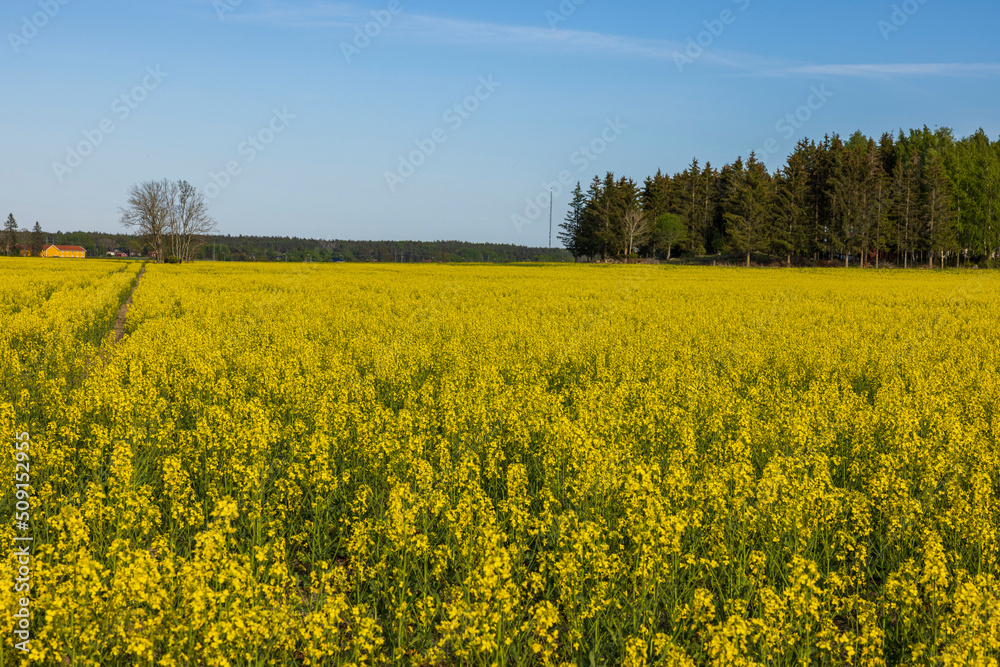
[43,247,86,258]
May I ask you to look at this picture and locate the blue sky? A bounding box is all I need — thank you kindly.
[2,0,999,246]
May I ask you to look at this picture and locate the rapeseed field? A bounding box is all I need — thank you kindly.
[2,260,1000,665]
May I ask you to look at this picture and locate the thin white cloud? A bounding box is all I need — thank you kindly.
[401,17,794,74]
[404,15,680,59]
[232,4,684,58]
[225,1,786,71]
[222,2,1000,80]
[780,63,1000,78]
[223,1,362,28]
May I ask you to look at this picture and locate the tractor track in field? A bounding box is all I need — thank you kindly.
[79,263,147,383]
[113,264,146,342]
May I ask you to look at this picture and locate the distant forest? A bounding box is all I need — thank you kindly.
[5,229,571,263]
[560,126,1000,267]
[190,236,572,263]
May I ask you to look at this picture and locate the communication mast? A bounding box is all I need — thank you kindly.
[548,188,553,248]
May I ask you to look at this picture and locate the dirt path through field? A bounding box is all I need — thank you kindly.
[114,264,146,342]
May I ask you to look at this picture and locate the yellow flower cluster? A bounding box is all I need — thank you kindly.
[2,260,1000,665]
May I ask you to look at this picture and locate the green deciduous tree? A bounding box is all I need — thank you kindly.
[655,213,688,260]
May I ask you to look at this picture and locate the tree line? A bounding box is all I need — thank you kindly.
[195,237,572,263]
[114,179,572,263]
[2,215,45,257]
[1,223,572,264]
[559,126,1000,267]
[7,177,573,264]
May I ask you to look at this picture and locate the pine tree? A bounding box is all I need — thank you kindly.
[557,182,588,259]
[641,171,670,221]
[552,124,1000,266]
[833,137,884,268]
[579,176,606,260]
[892,150,921,268]
[723,154,773,267]
[640,171,672,256]
[31,222,44,257]
[774,143,810,266]
[922,153,957,268]
[828,135,872,267]
[682,158,703,252]
[869,146,891,269]
[671,158,716,255]
[677,158,698,227]
[593,176,642,260]
[3,214,18,257]
[697,162,719,254]
[808,137,836,261]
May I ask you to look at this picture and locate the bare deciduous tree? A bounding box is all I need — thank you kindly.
[169,181,216,263]
[120,179,215,263]
[621,208,650,262]
[119,180,172,262]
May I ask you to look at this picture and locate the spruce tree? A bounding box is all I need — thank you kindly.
[831,137,882,268]
[3,214,18,257]
[869,147,891,268]
[682,158,702,249]
[808,137,837,261]
[594,175,642,261]
[551,125,1000,266]
[558,183,587,259]
[723,154,773,267]
[31,222,44,257]
[640,172,672,255]
[697,162,718,254]
[580,176,608,260]
[922,153,957,268]
[774,144,810,266]
[892,150,921,268]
